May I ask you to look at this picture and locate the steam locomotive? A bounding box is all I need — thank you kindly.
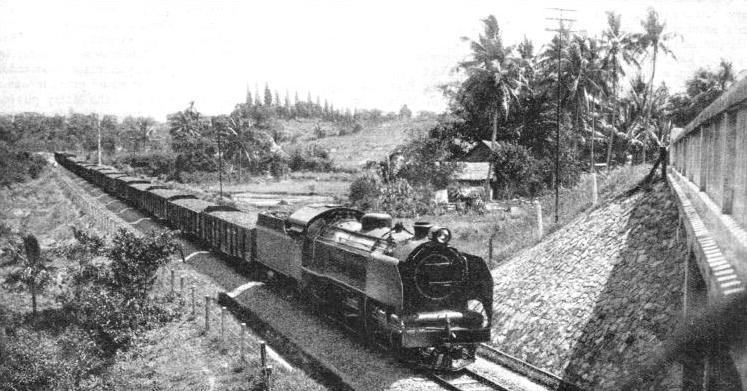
[54,152,494,370]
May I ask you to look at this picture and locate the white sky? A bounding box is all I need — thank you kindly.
[0,0,745,120]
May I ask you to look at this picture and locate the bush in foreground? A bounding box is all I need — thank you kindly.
[0,228,180,390]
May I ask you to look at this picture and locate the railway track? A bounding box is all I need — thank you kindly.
[429,368,511,391]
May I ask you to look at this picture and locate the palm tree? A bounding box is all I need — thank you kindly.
[616,74,669,161]
[168,102,213,175]
[637,8,678,158]
[563,35,606,154]
[5,235,54,318]
[601,11,640,171]
[168,102,203,140]
[459,15,522,201]
[716,59,735,91]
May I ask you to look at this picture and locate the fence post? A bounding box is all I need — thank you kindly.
[240,323,247,362]
[591,172,598,206]
[191,285,196,316]
[260,342,267,367]
[488,236,493,264]
[220,306,226,349]
[204,296,210,332]
[535,200,543,240]
[170,269,175,294]
[259,342,270,389]
[180,276,185,294]
[264,366,273,391]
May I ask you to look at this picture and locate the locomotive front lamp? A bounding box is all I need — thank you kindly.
[433,228,451,245]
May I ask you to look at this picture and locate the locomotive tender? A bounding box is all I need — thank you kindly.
[55,152,494,370]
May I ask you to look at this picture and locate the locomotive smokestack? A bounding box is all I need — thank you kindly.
[413,222,432,239]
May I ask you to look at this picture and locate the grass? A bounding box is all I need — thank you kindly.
[282,117,435,170]
[399,164,652,268]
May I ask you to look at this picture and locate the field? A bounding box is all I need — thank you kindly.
[279,116,436,169]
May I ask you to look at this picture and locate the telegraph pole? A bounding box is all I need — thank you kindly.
[96,115,102,166]
[546,8,576,223]
[213,118,224,199]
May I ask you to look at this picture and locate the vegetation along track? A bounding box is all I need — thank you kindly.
[429,368,510,391]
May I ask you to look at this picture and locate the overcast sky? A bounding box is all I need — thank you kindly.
[0,0,745,120]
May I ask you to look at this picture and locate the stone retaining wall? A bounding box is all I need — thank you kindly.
[489,181,686,390]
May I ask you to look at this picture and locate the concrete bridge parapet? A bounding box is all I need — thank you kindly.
[670,75,747,390]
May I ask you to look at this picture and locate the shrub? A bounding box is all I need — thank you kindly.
[379,179,438,218]
[0,327,61,389]
[349,173,381,211]
[288,145,335,172]
[0,143,48,187]
[390,134,457,189]
[105,229,177,299]
[28,154,47,179]
[268,153,290,178]
[490,142,545,198]
[272,127,289,143]
[61,228,179,355]
[313,124,326,139]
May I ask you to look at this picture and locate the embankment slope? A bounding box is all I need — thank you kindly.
[490,181,686,390]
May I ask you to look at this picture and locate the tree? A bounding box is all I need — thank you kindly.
[65,113,98,154]
[458,15,522,200]
[562,35,606,153]
[99,115,119,156]
[4,234,54,317]
[637,8,678,154]
[274,90,282,114]
[264,83,273,106]
[245,86,253,107]
[601,11,639,170]
[122,116,156,154]
[399,104,412,119]
[284,91,292,117]
[668,59,736,127]
[168,102,215,174]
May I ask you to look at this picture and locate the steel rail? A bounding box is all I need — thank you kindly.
[429,368,510,391]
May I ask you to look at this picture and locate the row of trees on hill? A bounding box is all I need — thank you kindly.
[387,8,737,201]
[242,83,411,123]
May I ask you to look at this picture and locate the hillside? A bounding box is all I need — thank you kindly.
[279,116,437,169]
